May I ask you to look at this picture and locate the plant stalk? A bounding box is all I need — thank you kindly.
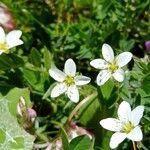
[67,92,97,123]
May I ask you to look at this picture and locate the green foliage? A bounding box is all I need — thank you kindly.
[0,0,149,149]
[70,135,91,150]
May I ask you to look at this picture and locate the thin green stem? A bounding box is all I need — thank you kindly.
[67,92,97,123]
[132,141,137,150]
[138,142,149,150]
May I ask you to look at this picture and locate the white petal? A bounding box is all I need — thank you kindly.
[0,26,5,43]
[127,126,143,141]
[113,69,125,82]
[96,70,111,86]
[51,83,67,98]
[67,85,79,103]
[75,75,91,86]
[17,103,23,116]
[90,59,108,69]
[64,58,76,76]
[102,43,114,62]
[110,132,127,149]
[49,67,66,82]
[0,50,3,55]
[116,52,133,67]
[100,118,122,132]
[6,30,23,48]
[118,101,131,122]
[131,106,144,126]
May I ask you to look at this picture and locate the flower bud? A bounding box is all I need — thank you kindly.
[0,3,16,31]
[145,40,150,53]
[17,96,26,117]
[27,108,37,122]
[69,122,93,140]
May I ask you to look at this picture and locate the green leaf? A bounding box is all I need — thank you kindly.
[0,54,24,70]
[70,135,91,150]
[0,99,35,150]
[22,68,48,93]
[43,47,52,70]
[29,48,41,67]
[78,95,100,126]
[1,87,31,116]
[100,80,114,100]
[141,76,150,95]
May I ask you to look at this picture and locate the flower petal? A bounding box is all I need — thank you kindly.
[127,126,143,141]
[96,70,111,86]
[90,59,108,69]
[113,69,125,82]
[64,58,76,76]
[102,43,114,62]
[116,52,133,67]
[0,50,3,55]
[131,105,144,126]
[0,26,5,43]
[67,85,79,103]
[75,75,91,86]
[49,67,66,82]
[118,101,131,122]
[110,132,127,149]
[51,83,67,98]
[6,30,23,48]
[100,118,122,132]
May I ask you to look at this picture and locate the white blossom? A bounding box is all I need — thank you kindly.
[49,58,91,103]
[0,26,23,54]
[100,101,144,149]
[90,43,133,86]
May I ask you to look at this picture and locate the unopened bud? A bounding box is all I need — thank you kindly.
[17,96,26,117]
[0,3,16,31]
[145,41,150,53]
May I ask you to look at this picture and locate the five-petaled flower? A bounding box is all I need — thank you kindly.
[90,43,133,86]
[49,58,91,103]
[0,26,23,54]
[100,101,144,149]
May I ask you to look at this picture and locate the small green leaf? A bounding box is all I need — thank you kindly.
[29,48,41,67]
[70,135,91,150]
[5,87,31,116]
[100,80,114,100]
[43,47,53,70]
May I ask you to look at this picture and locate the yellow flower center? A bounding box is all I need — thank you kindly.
[121,121,134,134]
[64,76,75,86]
[108,62,118,73]
[0,42,9,53]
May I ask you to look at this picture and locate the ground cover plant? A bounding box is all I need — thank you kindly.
[0,0,150,150]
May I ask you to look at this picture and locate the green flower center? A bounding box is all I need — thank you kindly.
[121,121,134,133]
[0,42,9,53]
[108,62,118,73]
[64,76,75,86]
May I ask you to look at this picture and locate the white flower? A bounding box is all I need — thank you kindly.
[0,26,23,54]
[100,101,144,149]
[49,58,91,103]
[90,43,133,86]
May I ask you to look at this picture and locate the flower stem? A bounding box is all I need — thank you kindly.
[132,141,137,150]
[67,92,97,123]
